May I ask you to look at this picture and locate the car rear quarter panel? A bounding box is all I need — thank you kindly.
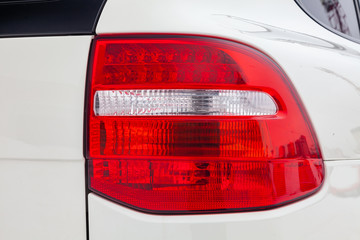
[89,0,360,239]
[0,36,91,240]
[0,0,360,239]
[97,0,360,160]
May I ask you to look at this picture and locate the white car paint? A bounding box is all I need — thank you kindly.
[0,0,359,239]
[0,36,91,240]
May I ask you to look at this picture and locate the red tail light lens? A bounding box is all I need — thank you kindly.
[86,35,324,213]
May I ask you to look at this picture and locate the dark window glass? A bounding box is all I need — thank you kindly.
[299,0,360,39]
[0,0,106,37]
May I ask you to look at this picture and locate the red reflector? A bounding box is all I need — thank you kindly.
[90,158,323,211]
[86,35,324,213]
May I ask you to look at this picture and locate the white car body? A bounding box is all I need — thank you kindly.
[0,0,360,239]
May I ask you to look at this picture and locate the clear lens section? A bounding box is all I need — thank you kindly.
[94,89,278,116]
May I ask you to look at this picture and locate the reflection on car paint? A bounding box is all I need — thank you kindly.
[213,14,360,56]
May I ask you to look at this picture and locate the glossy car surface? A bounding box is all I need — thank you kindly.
[0,0,359,239]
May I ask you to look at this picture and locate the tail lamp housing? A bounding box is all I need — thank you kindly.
[86,35,324,214]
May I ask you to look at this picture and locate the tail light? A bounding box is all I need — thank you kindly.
[86,35,324,214]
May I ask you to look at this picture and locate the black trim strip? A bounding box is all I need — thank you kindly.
[0,0,106,37]
[0,0,57,5]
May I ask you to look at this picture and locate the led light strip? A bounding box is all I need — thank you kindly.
[94,89,278,116]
